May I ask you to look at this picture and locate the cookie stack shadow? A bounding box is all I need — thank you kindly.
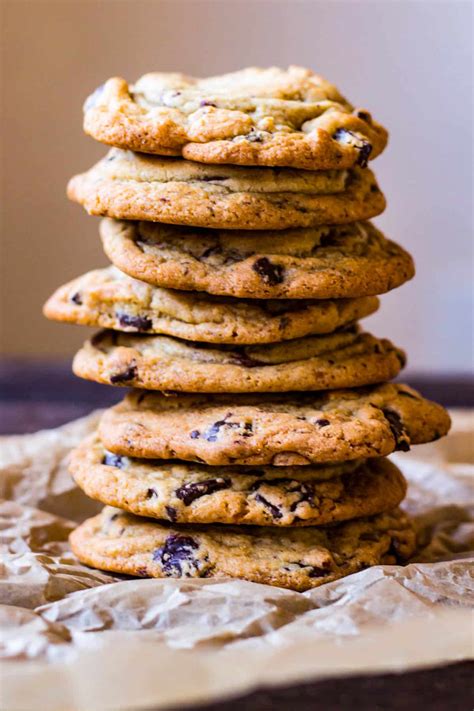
[44,67,450,591]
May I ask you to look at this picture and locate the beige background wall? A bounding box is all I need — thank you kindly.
[1,0,472,372]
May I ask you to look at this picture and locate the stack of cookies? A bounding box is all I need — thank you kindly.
[44,67,450,591]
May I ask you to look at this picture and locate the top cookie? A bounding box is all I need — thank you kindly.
[83,66,388,170]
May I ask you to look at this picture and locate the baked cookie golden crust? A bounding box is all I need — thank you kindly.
[70,506,415,591]
[67,149,386,230]
[43,265,378,345]
[99,384,451,466]
[100,219,415,299]
[70,435,407,528]
[83,67,388,170]
[72,326,406,393]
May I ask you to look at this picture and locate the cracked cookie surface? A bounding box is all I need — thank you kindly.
[43,265,378,345]
[70,435,406,527]
[70,506,415,591]
[72,326,405,393]
[99,383,450,465]
[67,149,385,230]
[100,219,414,299]
[83,66,388,170]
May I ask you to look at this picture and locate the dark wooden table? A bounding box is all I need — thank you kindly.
[1,360,473,710]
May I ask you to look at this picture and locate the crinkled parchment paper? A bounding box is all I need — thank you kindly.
[0,409,473,710]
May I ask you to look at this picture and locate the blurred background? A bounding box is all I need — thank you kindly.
[1,0,473,377]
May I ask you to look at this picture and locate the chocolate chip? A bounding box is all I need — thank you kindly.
[382,408,410,451]
[200,100,217,107]
[200,176,227,182]
[252,257,285,286]
[102,452,124,468]
[332,128,372,168]
[165,505,178,522]
[315,418,330,427]
[190,430,200,439]
[254,493,283,519]
[117,313,153,331]
[110,365,137,384]
[153,534,199,576]
[203,416,252,441]
[146,488,157,499]
[242,422,253,437]
[356,110,372,123]
[136,567,148,577]
[288,483,315,512]
[175,478,230,505]
[71,292,82,305]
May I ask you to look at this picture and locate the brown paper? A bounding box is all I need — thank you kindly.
[0,410,473,710]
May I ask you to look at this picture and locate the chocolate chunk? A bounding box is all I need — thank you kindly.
[252,257,285,286]
[102,452,124,468]
[165,505,178,522]
[382,408,410,451]
[315,418,330,427]
[254,493,283,519]
[110,365,137,384]
[153,534,199,576]
[70,292,82,305]
[175,477,230,505]
[190,430,200,439]
[117,313,153,331]
[332,127,372,168]
[146,488,157,499]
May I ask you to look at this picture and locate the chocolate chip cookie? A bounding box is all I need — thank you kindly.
[70,435,407,527]
[67,150,385,230]
[99,384,450,466]
[70,506,415,591]
[72,327,405,393]
[43,265,378,344]
[100,219,414,299]
[83,66,388,170]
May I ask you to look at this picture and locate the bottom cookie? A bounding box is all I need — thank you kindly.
[70,506,416,592]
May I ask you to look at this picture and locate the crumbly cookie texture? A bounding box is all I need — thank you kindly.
[72,326,406,393]
[101,219,415,299]
[83,67,388,170]
[67,149,385,230]
[70,506,415,591]
[70,435,407,527]
[99,383,451,466]
[43,265,378,345]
